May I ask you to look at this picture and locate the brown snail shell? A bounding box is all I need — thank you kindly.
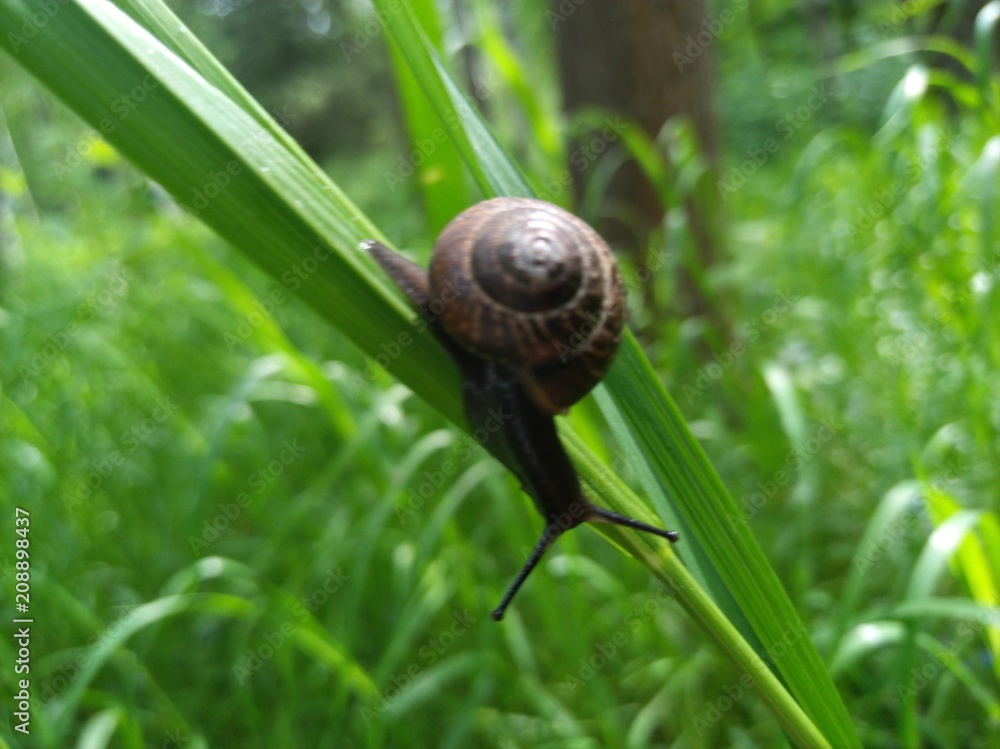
[429,198,625,414]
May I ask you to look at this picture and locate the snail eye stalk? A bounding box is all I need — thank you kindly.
[491,514,679,622]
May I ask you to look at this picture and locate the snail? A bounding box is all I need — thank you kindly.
[362,197,678,621]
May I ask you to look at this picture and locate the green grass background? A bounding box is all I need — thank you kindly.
[1,0,999,747]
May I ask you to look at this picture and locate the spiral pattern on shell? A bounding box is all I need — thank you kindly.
[429,198,625,414]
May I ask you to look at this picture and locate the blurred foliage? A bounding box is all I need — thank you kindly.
[1,0,999,748]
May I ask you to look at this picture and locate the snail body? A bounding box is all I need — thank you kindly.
[363,198,677,621]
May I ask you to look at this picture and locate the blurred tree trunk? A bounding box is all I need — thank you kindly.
[551,0,719,320]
